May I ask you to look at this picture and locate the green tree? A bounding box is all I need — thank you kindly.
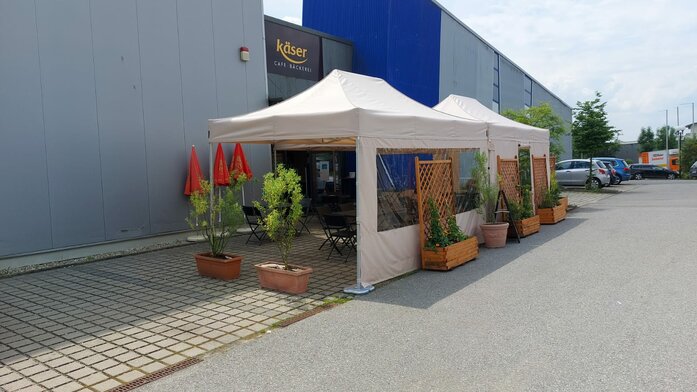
[502,103,568,158]
[681,137,697,175]
[571,92,619,188]
[637,127,656,152]
[572,92,619,157]
[654,126,678,150]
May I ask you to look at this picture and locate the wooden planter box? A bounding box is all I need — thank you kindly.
[421,236,478,271]
[509,215,540,238]
[538,204,567,225]
[560,196,568,210]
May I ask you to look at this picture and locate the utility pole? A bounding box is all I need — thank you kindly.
[666,109,670,167]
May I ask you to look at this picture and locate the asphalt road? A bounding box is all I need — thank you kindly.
[142,180,697,392]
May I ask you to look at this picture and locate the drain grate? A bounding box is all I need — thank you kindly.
[106,357,203,392]
[275,303,337,328]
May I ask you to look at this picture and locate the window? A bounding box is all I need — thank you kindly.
[524,75,532,108]
[573,161,590,169]
[556,161,572,170]
[493,53,500,113]
[376,148,479,232]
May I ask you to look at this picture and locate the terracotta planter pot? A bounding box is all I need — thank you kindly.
[194,253,242,280]
[255,263,313,294]
[480,222,509,248]
[538,203,567,225]
[421,236,479,271]
[509,215,540,238]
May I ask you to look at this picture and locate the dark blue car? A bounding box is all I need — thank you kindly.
[596,157,631,183]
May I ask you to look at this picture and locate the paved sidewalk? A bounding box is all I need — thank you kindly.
[0,230,354,392]
[563,183,637,208]
[141,181,697,391]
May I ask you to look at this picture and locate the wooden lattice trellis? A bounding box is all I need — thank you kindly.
[415,158,454,257]
[497,155,520,203]
[549,156,557,176]
[532,155,549,210]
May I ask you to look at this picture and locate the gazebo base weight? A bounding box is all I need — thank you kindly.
[344,283,375,295]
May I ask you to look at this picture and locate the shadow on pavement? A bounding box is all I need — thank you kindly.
[357,216,586,309]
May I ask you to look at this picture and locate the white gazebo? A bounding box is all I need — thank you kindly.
[434,95,550,208]
[208,70,489,292]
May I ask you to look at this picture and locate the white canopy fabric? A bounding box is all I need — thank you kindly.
[434,95,548,144]
[434,94,551,209]
[209,70,489,286]
[210,71,488,145]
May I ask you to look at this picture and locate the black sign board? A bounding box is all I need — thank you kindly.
[265,21,321,81]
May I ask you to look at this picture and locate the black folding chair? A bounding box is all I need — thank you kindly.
[296,198,313,235]
[315,206,333,250]
[322,214,357,262]
[242,206,266,245]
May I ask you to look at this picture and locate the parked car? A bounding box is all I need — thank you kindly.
[555,159,612,188]
[629,164,678,180]
[597,161,618,185]
[597,157,631,183]
[691,161,697,179]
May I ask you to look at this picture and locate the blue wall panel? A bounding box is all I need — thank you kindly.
[304,0,441,106]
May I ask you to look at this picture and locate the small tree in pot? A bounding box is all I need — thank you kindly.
[471,152,509,248]
[254,164,313,294]
[187,176,246,280]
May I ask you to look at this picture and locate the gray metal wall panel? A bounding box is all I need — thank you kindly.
[533,82,573,159]
[137,0,188,233]
[242,0,267,113]
[438,13,493,106]
[212,0,248,117]
[91,0,150,240]
[241,0,271,203]
[1,0,268,258]
[211,0,269,202]
[322,39,353,74]
[499,57,524,111]
[177,0,218,170]
[36,0,106,247]
[0,0,53,255]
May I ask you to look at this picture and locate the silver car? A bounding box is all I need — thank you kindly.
[555,159,612,188]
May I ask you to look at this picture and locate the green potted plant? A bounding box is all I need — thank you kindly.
[538,176,566,224]
[421,198,478,270]
[507,186,540,237]
[254,164,312,294]
[471,152,509,248]
[187,176,246,280]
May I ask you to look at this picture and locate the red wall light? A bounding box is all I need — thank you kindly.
[240,46,249,62]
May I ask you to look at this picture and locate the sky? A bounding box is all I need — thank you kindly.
[263,0,697,141]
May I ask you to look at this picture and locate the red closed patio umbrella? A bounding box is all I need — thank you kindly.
[184,145,204,196]
[230,143,253,182]
[213,143,231,186]
[230,143,253,205]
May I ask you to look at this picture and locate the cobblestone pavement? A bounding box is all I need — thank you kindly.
[563,183,638,208]
[0,227,355,391]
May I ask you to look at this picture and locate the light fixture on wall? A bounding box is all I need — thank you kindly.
[239,46,250,62]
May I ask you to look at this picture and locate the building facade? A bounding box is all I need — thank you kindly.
[1,0,572,266]
[0,0,270,261]
[303,0,573,158]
